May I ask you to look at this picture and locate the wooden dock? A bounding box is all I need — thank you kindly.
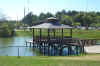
[26,38,86,56]
[26,38,100,56]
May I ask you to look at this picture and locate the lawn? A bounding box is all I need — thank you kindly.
[0,54,100,66]
[2,30,100,66]
[73,29,100,39]
[15,29,100,39]
[15,31,32,36]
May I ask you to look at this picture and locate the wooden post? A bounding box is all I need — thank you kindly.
[47,29,50,56]
[82,44,85,54]
[70,28,72,38]
[33,42,34,48]
[54,44,56,56]
[94,40,96,45]
[48,29,50,40]
[40,28,42,40]
[59,48,62,56]
[26,42,27,47]
[76,46,79,55]
[17,48,20,58]
[36,43,38,48]
[33,28,34,42]
[30,42,31,47]
[54,29,56,39]
[91,40,94,45]
[32,28,35,48]
[43,43,45,56]
[62,28,64,39]
[68,46,70,56]
[68,45,72,56]
[80,45,85,54]
[39,43,42,53]
[48,43,50,56]
[59,44,62,56]
[80,46,82,54]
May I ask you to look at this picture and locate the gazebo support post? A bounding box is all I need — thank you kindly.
[54,29,56,39]
[76,46,79,55]
[70,28,72,38]
[32,28,34,48]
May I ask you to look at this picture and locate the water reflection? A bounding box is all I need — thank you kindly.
[0,37,14,47]
[0,36,39,56]
[0,36,80,56]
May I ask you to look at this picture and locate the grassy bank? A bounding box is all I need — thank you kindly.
[15,29,100,39]
[73,29,100,39]
[15,31,32,36]
[0,54,100,66]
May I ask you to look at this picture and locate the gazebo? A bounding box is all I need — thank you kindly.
[27,17,84,56]
[31,17,72,41]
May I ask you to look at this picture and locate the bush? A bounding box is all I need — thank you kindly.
[0,23,15,37]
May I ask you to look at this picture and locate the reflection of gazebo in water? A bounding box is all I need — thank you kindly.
[28,17,84,56]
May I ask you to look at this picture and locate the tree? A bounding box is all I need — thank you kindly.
[20,9,100,28]
[74,12,86,26]
[60,15,73,25]
[0,23,10,37]
[0,22,15,37]
[46,12,54,18]
[22,12,38,26]
[56,11,62,21]
[38,13,47,21]
[32,14,38,25]
[67,10,78,16]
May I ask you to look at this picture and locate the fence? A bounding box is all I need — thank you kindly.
[0,46,37,56]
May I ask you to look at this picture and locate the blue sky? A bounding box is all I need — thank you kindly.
[0,0,100,20]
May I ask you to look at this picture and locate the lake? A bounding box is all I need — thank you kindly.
[0,36,41,56]
[0,35,79,56]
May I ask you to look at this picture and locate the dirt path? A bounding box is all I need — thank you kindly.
[85,45,100,53]
[40,55,100,61]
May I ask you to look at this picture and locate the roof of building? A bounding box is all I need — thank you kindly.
[30,23,72,29]
[28,17,72,29]
[47,17,57,20]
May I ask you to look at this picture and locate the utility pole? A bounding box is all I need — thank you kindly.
[27,0,30,13]
[85,0,88,29]
[16,14,19,29]
[24,7,26,31]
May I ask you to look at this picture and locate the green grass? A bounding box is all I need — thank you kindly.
[0,55,100,66]
[15,31,32,36]
[34,29,71,38]
[72,29,100,39]
[15,29,100,39]
[2,29,100,66]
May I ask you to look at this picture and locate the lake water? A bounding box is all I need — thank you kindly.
[0,36,78,56]
[0,36,40,56]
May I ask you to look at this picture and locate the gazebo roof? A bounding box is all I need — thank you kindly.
[47,17,57,20]
[29,17,72,29]
[30,23,72,29]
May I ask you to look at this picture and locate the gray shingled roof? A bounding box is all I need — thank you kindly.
[47,17,57,20]
[28,17,72,29]
[30,23,72,29]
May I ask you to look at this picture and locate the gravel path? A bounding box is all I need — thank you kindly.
[85,45,100,53]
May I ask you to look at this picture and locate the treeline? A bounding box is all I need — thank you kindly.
[22,10,100,27]
[1,10,100,37]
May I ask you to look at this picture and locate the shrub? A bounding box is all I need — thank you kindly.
[0,23,15,37]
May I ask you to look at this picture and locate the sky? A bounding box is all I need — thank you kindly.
[0,0,100,20]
